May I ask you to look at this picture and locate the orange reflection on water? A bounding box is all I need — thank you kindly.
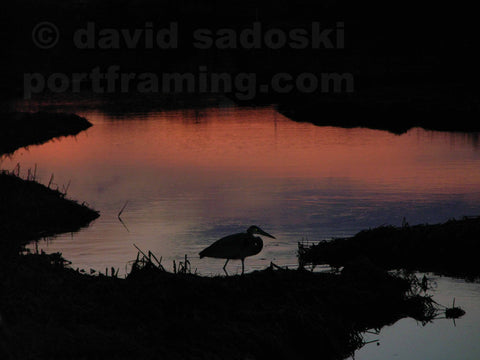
[18,107,480,196]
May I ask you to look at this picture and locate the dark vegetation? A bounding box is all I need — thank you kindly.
[299,216,480,280]
[1,248,441,360]
[0,171,99,257]
[0,112,92,154]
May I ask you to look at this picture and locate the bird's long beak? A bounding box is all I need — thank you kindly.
[259,229,276,239]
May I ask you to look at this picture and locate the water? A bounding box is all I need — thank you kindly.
[351,274,480,360]
[2,97,480,276]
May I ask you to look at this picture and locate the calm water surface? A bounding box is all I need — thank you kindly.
[2,101,480,275]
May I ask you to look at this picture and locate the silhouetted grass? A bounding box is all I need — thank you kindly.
[0,112,92,155]
[298,216,480,279]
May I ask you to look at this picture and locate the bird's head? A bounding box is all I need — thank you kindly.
[247,225,276,239]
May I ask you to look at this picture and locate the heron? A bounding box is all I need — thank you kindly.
[199,225,276,275]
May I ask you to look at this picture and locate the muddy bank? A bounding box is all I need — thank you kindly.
[0,172,99,257]
[299,216,480,279]
[0,251,438,360]
[0,112,92,155]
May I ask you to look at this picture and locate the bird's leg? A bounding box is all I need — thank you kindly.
[223,259,229,276]
[241,259,245,275]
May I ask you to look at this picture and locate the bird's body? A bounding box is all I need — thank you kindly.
[199,226,275,275]
[199,232,263,260]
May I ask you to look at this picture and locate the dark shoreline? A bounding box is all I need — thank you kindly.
[275,93,480,135]
[0,172,99,256]
[299,216,480,280]
[0,112,93,155]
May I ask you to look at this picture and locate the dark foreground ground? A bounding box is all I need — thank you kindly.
[299,216,480,280]
[1,246,439,360]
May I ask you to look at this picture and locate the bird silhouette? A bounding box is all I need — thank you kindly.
[199,225,276,275]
